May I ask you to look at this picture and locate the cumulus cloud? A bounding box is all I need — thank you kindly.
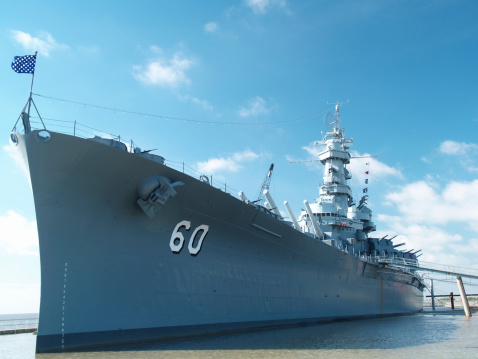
[378,215,462,251]
[197,149,260,174]
[375,178,478,269]
[438,140,478,172]
[204,22,219,33]
[191,97,213,111]
[133,52,195,88]
[439,140,478,155]
[4,145,31,187]
[178,94,213,111]
[377,214,478,271]
[375,214,471,267]
[238,96,271,118]
[0,211,38,256]
[384,179,478,227]
[10,30,68,57]
[244,0,287,14]
[348,151,403,184]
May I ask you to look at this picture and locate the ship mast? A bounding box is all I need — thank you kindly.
[314,102,353,217]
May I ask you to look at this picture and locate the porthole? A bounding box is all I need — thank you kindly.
[36,130,51,142]
[10,133,18,145]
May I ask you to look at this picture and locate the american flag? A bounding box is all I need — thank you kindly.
[11,54,36,74]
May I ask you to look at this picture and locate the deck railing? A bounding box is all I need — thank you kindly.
[12,116,243,197]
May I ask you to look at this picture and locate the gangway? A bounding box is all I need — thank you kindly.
[377,257,478,279]
[377,257,478,317]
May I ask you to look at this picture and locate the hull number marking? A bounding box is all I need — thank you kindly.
[170,220,209,256]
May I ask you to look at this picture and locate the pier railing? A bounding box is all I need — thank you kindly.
[0,317,38,334]
[376,257,478,279]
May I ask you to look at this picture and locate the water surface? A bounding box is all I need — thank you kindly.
[1,310,477,359]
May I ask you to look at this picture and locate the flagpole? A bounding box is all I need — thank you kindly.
[27,51,37,118]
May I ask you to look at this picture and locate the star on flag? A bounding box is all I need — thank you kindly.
[11,54,37,74]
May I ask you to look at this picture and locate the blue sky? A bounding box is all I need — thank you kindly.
[1,0,478,313]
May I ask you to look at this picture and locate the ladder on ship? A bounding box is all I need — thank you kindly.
[378,257,478,317]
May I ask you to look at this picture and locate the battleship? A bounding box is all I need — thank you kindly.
[11,97,424,352]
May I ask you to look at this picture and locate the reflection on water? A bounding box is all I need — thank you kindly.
[2,310,477,359]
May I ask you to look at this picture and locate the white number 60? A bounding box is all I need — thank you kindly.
[170,220,209,256]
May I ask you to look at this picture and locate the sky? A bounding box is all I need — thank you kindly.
[1,0,478,314]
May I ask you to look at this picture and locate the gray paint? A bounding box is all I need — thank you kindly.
[12,130,423,353]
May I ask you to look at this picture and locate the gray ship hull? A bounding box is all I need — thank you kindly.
[12,130,423,353]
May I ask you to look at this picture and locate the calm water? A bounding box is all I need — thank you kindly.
[1,310,477,359]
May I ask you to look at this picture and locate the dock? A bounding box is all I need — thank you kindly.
[378,257,478,317]
[0,328,36,335]
[0,317,38,335]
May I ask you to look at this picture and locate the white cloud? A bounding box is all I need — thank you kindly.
[377,215,462,251]
[244,0,287,14]
[375,214,471,267]
[179,94,213,111]
[10,30,68,57]
[191,97,213,111]
[439,140,478,155]
[438,140,478,173]
[374,177,478,270]
[420,156,431,164]
[5,143,21,164]
[133,52,195,88]
[232,150,260,162]
[384,179,478,227]
[0,210,38,256]
[348,151,403,184]
[238,96,271,118]
[149,45,162,54]
[197,149,260,174]
[204,22,219,33]
[4,144,31,188]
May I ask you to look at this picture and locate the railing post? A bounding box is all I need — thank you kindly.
[449,292,455,309]
[429,278,435,311]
